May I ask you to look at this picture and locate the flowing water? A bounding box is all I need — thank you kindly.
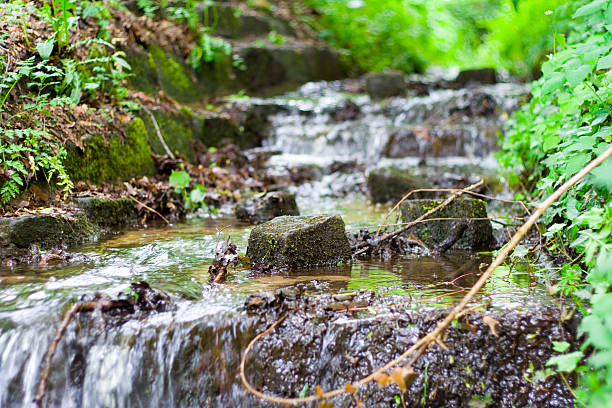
[0,80,558,407]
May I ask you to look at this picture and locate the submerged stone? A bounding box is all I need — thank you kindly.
[246,215,351,268]
[367,167,431,203]
[234,192,299,224]
[400,198,493,250]
[0,213,94,250]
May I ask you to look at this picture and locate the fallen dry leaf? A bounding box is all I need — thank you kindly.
[390,366,416,392]
[483,315,500,337]
[375,372,391,387]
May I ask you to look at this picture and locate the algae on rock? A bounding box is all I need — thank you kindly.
[246,215,351,268]
[64,118,156,184]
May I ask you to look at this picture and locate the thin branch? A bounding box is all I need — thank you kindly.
[142,106,175,159]
[128,196,170,225]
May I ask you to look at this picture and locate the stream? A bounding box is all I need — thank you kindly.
[0,80,571,407]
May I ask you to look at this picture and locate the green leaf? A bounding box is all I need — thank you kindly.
[169,170,190,189]
[565,64,591,87]
[36,39,55,60]
[189,185,206,204]
[553,341,570,353]
[597,53,612,70]
[542,133,561,152]
[573,0,606,18]
[541,72,565,95]
[546,351,583,372]
[565,152,590,175]
[299,384,309,398]
[589,160,612,191]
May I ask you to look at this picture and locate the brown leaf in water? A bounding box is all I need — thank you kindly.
[345,383,357,394]
[315,385,324,397]
[483,315,500,337]
[390,366,416,392]
[318,401,333,408]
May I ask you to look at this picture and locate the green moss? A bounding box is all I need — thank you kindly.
[74,197,135,228]
[140,110,194,161]
[148,45,202,103]
[64,118,156,184]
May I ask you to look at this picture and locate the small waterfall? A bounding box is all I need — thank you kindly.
[260,82,527,166]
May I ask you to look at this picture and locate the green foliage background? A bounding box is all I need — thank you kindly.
[306,0,573,77]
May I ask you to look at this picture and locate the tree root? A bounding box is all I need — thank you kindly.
[240,145,612,406]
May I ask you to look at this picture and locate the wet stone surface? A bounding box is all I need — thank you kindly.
[245,290,580,408]
[400,198,493,250]
[234,192,300,224]
[246,215,352,268]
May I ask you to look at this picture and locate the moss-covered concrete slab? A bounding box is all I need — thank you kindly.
[201,4,295,39]
[246,215,351,268]
[400,198,493,250]
[235,191,299,224]
[367,167,431,203]
[140,110,195,160]
[73,197,136,229]
[1,213,95,250]
[64,118,156,184]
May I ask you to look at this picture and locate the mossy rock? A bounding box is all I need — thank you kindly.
[73,197,136,229]
[400,198,493,250]
[64,118,156,184]
[246,214,351,269]
[235,192,299,224]
[2,213,96,250]
[367,167,431,203]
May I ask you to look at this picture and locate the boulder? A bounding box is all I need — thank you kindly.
[400,198,493,250]
[367,167,431,203]
[365,71,407,98]
[246,215,351,268]
[235,192,299,224]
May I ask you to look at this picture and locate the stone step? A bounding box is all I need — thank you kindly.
[198,3,296,39]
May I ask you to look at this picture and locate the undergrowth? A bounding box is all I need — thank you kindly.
[497,0,612,405]
[0,0,131,205]
[0,0,233,207]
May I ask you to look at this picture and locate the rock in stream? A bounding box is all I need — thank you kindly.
[246,215,351,268]
[235,192,299,224]
[400,198,493,250]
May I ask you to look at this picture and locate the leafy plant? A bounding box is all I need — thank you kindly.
[497,0,612,405]
[168,170,216,212]
[0,128,73,204]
